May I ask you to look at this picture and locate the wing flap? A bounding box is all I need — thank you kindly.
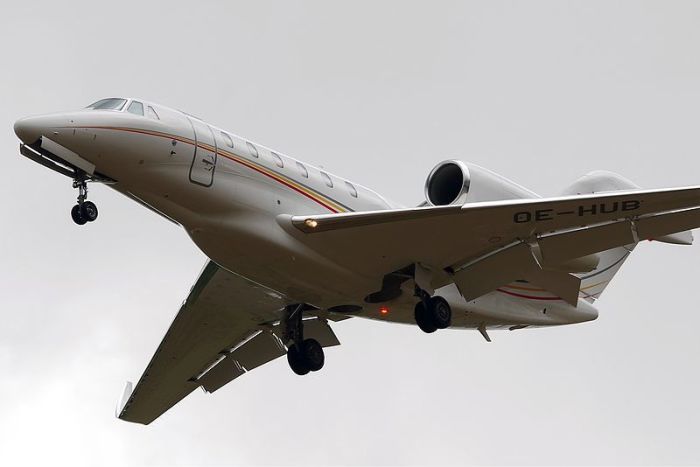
[199,319,340,395]
[525,265,582,306]
[452,243,533,302]
[198,331,286,394]
[538,221,636,264]
[537,207,700,266]
[199,358,246,394]
[452,242,581,305]
[232,331,286,371]
[636,207,700,242]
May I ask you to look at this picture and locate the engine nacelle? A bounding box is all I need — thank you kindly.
[424,160,471,206]
[424,160,538,206]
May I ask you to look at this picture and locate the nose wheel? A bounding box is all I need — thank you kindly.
[71,179,99,225]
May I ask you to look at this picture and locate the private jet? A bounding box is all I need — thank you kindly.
[13,97,700,424]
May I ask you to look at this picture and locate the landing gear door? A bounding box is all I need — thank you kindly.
[188,117,217,187]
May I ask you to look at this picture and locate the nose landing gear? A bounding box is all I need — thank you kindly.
[70,178,98,225]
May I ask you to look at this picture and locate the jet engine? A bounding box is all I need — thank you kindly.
[424,160,471,206]
[424,160,538,206]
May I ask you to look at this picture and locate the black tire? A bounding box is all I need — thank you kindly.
[287,345,310,376]
[428,296,452,329]
[302,338,325,372]
[71,205,87,225]
[80,201,98,222]
[414,301,437,334]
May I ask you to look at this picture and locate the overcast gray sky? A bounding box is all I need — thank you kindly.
[2,1,700,465]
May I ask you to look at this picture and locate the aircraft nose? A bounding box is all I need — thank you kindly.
[14,115,48,145]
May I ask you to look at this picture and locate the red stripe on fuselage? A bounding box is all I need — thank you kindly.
[221,153,340,213]
[75,126,341,213]
[496,288,564,301]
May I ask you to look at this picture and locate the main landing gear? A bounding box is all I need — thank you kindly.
[70,178,98,225]
[282,304,324,376]
[414,287,452,334]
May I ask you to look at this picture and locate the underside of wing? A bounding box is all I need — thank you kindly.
[280,186,700,305]
[117,262,340,425]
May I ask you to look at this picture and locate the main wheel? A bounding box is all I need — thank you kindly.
[414,301,437,334]
[71,205,87,225]
[302,338,324,372]
[80,201,98,222]
[428,296,452,329]
[287,345,310,376]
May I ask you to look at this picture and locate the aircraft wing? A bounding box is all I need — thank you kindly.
[281,186,700,305]
[117,261,341,425]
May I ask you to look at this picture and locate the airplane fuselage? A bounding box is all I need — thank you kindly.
[14,99,599,331]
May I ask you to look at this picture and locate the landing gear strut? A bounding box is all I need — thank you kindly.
[70,178,98,225]
[414,287,452,333]
[282,304,324,375]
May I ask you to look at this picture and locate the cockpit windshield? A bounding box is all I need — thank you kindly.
[86,98,127,111]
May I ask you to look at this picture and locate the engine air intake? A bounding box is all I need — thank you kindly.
[424,160,471,206]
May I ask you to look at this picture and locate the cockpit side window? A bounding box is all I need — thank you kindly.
[86,98,127,111]
[146,106,160,120]
[127,101,145,116]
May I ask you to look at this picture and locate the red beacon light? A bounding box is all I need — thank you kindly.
[379,306,389,315]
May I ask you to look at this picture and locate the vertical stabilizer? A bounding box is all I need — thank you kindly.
[562,172,638,302]
[576,245,634,302]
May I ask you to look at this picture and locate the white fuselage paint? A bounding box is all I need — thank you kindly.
[14,99,598,331]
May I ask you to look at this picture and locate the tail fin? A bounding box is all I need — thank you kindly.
[577,245,634,302]
[562,171,694,302]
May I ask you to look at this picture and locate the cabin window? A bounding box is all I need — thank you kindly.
[346,181,358,198]
[297,162,309,178]
[246,141,259,158]
[127,101,144,116]
[221,131,234,148]
[321,171,333,188]
[146,106,160,120]
[271,152,284,168]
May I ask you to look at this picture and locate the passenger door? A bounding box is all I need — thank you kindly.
[188,117,217,187]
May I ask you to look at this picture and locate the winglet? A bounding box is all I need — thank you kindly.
[115,381,133,419]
